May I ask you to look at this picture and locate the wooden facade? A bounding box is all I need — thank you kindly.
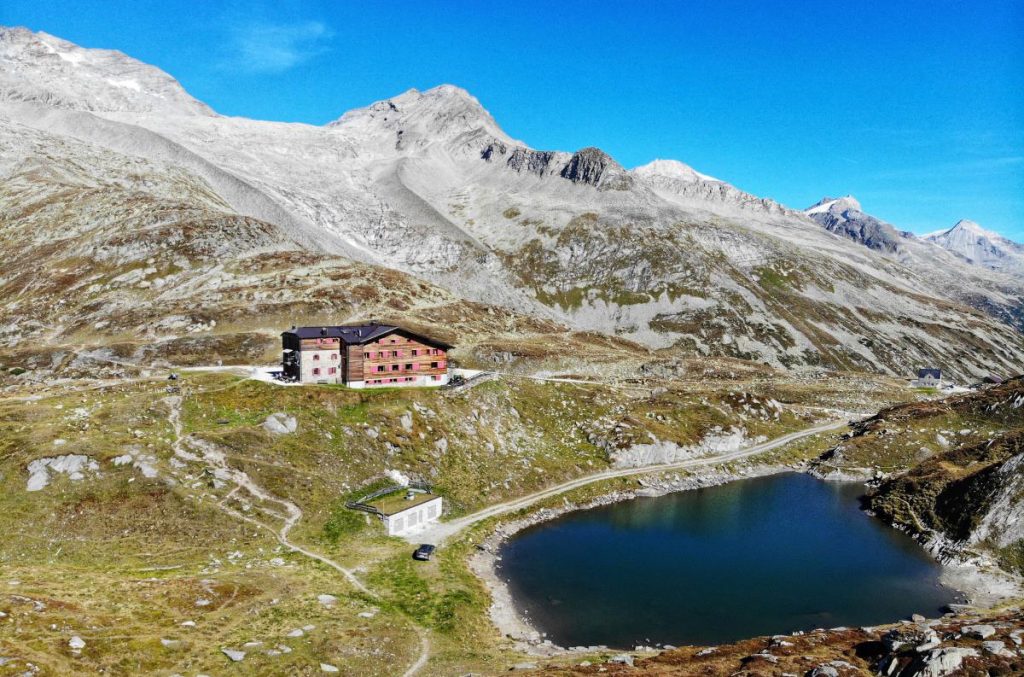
[349,333,448,387]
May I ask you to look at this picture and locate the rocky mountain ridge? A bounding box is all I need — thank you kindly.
[2,26,1024,380]
[804,196,1024,332]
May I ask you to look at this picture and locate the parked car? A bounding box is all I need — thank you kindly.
[412,544,436,561]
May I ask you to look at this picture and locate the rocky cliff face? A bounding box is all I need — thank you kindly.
[2,26,1024,380]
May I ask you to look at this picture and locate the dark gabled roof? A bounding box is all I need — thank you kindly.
[282,324,452,349]
[917,368,942,379]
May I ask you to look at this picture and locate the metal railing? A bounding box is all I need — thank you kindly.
[345,481,433,515]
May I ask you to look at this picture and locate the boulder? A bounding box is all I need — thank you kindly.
[808,666,839,677]
[320,664,339,673]
[907,647,978,677]
[962,624,996,639]
[68,636,85,651]
[221,648,246,662]
[608,654,634,666]
[981,640,1012,657]
[317,594,337,607]
[263,413,298,435]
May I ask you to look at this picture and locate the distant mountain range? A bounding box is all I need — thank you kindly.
[2,25,1023,379]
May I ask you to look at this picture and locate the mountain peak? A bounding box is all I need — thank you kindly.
[327,83,513,148]
[926,219,1024,272]
[804,195,904,254]
[0,25,214,116]
[949,219,989,236]
[634,159,720,184]
[805,195,861,216]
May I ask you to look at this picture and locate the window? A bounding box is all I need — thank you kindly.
[312,367,321,375]
[431,362,438,369]
[364,352,372,359]
[405,363,413,370]
[392,350,400,357]
[411,350,418,356]
[377,365,385,372]
[431,375,439,381]
[328,367,337,375]
[331,353,338,360]
[391,364,399,371]
[313,354,320,361]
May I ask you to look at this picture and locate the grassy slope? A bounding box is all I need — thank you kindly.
[0,366,908,675]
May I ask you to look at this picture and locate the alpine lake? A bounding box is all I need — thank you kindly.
[497,473,957,649]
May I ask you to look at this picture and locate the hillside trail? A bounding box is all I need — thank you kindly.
[410,417,850,545]
[162,394,432,675]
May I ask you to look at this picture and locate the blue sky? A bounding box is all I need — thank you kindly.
[3,1,1022,238]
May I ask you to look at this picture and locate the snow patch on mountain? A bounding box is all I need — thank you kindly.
[0,26,213,115]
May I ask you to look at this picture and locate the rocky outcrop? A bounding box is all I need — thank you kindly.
[538,611,1024,675]
[559,147,633,190]
[482,142,560,178]
[867,429,1024,560]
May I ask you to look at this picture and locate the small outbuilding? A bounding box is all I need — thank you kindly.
[913,368,942,388]
[377,493,443,537]
[347,483,443,537]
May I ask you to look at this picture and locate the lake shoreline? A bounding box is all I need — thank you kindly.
[469,461,1022,657]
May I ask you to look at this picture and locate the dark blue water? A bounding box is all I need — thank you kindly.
[497,473,955,648]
